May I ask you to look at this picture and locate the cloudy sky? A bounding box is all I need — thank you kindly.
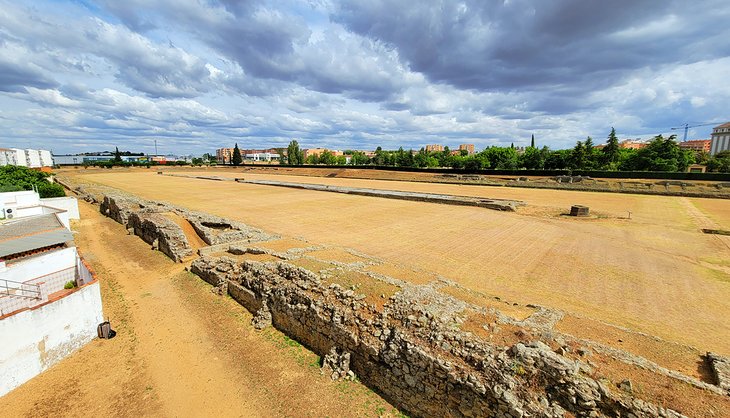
[1,0,729,155]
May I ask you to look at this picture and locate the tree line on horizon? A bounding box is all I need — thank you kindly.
[283,129,730,173]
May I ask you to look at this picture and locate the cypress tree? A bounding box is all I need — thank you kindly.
[530,134,535,148]
[232,143,242,166]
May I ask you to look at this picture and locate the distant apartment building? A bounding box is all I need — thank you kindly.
[425,144,444,152]
[0,149,53,168]
[53,154,147,165]
[458,144,475,154]
[619,139,647,150]
[710,122,730,155]
[243,149,280,162]
[678,139,711,153]
[303,148,343,159]
[216,148,234,164]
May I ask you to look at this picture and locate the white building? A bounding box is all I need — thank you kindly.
[244,151,280,161]
[710,122,730,155]
[0,148,53,168]
[0,191,101,396]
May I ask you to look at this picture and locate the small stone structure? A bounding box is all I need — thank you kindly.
[707,352,730,392]
[569,205,590,217]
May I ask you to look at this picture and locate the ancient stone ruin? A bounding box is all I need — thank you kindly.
[68,183,729,417]
[98,193,278,262]
[190,256,702,417]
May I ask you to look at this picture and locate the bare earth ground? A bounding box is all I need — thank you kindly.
[61,168,730,359]
[0,201,399,417]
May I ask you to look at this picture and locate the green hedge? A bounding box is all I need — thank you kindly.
[266,164,730,181]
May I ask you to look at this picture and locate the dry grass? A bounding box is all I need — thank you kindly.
[304,248,369,264]
[62,169,730,356]
[289,257,336,273]
[556,315,710,381]
[251,238,315,253]
[439,285,536,321]
[322,269,399,310]
[585,353,730,418]
[364,262,440,285]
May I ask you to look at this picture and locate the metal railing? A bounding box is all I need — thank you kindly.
[1,279,41,300]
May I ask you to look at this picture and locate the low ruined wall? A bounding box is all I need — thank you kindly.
[191,256,684,418]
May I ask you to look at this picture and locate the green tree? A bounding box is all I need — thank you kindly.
[544,149,571,170]
[623,135,691,172]
[519,146,548,169]
[602,127,620,168]
[0,166,65,198]
[286,140,303,165]
[583,136,598,169]
[305,153,320,164]
[350,151,369,165]
[482,147,518,169]
[570,141,586,170]
[232,143,242,166]
[113,147,122,163]
[318,150,337,165]
[706,151,730,172]
[530,134,535,148]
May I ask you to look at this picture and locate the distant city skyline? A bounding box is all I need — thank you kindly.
[0,1,728,155]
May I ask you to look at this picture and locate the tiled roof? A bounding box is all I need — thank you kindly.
[714,122,730,129]
[0,214,72,258]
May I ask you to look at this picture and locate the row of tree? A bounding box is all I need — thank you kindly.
[281,129,730,172]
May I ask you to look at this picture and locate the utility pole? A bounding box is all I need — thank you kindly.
[154,139,158,156]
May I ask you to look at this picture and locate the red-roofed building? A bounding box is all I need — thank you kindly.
[679,139,711,153]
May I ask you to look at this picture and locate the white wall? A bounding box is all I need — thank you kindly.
[0,281,104,396]
[11,149,27,167]
[0,247,77,284]
[1,191,40,207]
[25,150,41,168]
[39,150,53,167]
[41,197,79,220]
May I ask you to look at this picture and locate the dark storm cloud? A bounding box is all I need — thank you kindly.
[333,0,730,96]
[0,60,58,92]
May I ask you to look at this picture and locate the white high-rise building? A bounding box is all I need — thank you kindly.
[0,148,53,168]
[710,122,730,155]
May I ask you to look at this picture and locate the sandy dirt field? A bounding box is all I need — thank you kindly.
[62,168,730,356]
[0,201,398,417]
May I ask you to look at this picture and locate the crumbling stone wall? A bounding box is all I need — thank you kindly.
[191,256,686,418]
[97,193,278,263]
[100,194,142,226]
[127,212,193,262]
[186,213,274,245]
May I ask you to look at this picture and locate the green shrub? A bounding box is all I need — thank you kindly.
[36,182,66,198]
[64,281,76,289]
[0,166,66,197]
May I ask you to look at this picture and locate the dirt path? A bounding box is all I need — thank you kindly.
[0,201,398,417]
